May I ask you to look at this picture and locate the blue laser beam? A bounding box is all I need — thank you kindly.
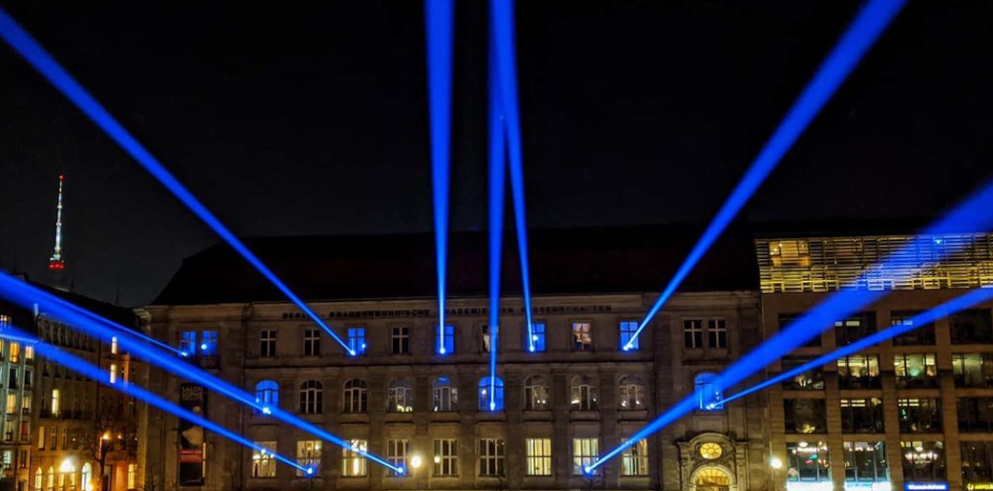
[623,0,908,351]
[486,27,506,411]
[0,272,401,473]
[723,286,993,405]
[0,325,308,473]
[425,0,454,356]
[491,0,536,351]
[591,177,993,472]
[0,5,353,356]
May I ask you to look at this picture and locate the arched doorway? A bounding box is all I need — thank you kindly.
[694,467,731,491]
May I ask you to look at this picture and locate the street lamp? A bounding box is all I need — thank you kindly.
[411,454,423,470]
[769,456,783,491]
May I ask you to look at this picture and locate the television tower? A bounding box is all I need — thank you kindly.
[48,174,67,287]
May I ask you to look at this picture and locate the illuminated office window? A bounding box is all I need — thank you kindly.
[296,440,321,477]
[126,463,135,489]
[9,343,18,363]
[953,353,993,388]
[895,354,939,388]
[901,440,946,481]
[109,363,117,385]
[341,439,368,477]
[572,322,592,351]
[769,239,810,267]
[837,355,881,389]
[110,336,118,355]
[50,390,60,417]
[251,442,277,478]
[572,438,598,475]
[621,439,648,476]
[5,394,15,415]
[526,438,552,476]
[24,345,33,361]
[786,441,830,482]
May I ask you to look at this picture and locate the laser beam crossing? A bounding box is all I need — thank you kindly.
[0,326,311,474]
[590,176,993,473]
[0,5,354,355]
[0,271,403,474]
[623,0,909,351]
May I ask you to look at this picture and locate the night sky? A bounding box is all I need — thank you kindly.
[1,1,991,307]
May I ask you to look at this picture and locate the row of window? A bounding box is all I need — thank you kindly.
[786,440,993,483]
[784,397,993,434]
[251,437,649,479]
[31,462,138,491]
[785,352,993,390]
[783,309,993,347]
[0,339,33,363]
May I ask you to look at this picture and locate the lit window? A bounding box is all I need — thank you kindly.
[5,394,15,415]
[432,377,458,412]
[618,376,645,410]
[179,331,196,355]
[894,353,939,388]
[572,322,592,351]
[480,325,491,353]
[843,441,888,483]
[342,379,368,413]
[254,380,279,413]
[347,327,366,356]
[572,438,599,475]
[392,327,410,354]
[303,329,321,357]
[437,325,455,354]
[109,363,117,385]
[259,330,276,358]
[683,320,703,349]
[341,439,368,477]
[299,381,323,414]
[478,376,504,411]
[530,322,546,352]
[200,330,218,356]
[621,439,648,476]
[619,321,639,351]
[524,376,550,411]
[387,439,409,477]
[900,440,945,482]
[34,468,42,491]
[769,239,811,267]
[111,337,118,355]
[24,345,33,361]
[478,439,505,476]
[36,427,44,450]
[787,441,830,482]
[526,438,552,476]
[50,390,60,417]
[9,343,19,363]
[125,463,135,489]
[387,379,413,413]
[695,373,723,410]
[433,439,458,476]
[296,440,321,477]
[570,376,598,411]
[708,319,727,348]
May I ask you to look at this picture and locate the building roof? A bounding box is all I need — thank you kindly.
[153,224,761,305]
[0,273,138,329]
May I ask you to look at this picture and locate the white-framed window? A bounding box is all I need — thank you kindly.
[684,320,703,348]
[618,375,646,410]
[342,379,368,413]
[260,330,276,358]
[255,380,279,413]
[433,439,458,476]
[433,377,458,412]
[619,321,639,350]
[387,379,413,413]
[708,319,727,348]
[299,380,322,414]
[573,438,599,475]
[526,438,552,476]
[341,439,368,477]
[478,377,504,411]
[572,322,593,351]
[524,376,550,410]
[392,327,410,354]
[479,439,505,476]
[296,440,322,477]
[303,329,321,357]
[252,441,277,478]
[387,439,410,477]
[570,375,598,411]
[621,439,649,476]
[50,389,60,417]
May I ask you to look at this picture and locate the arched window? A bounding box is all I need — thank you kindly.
[35,468,42,491]
[342,379,368,413]
[81,463,92,490]
[570,375,598,411]
[46,466,54,491]
[695,467,731,491]
[478,376,504,411]
[255,380,279,413]
[695,373,723,410]
[432,376,458,412]
[387,379,413,413]
[618,375,646,410]
[524,376,550,410]
[299,380,323,414]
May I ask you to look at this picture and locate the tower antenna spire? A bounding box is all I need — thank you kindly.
[48,174,66,273]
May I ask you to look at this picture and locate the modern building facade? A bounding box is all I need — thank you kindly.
[756,232,993,491]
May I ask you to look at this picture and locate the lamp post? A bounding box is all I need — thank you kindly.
[770,456,783,491]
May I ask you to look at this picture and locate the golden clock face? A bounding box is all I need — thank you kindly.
[699,443,723,460]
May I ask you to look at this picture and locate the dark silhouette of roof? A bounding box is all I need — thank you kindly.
[153,224,761,305]
[0,273,138,329]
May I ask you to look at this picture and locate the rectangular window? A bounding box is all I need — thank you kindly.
[572,322,592,351]
[251,441,277,478]
[784,399,827,434]
[341,440,368,477]
[572,438,599,475]
[438,325,455,354]
[201,330,218,356]
[708,319,727,349]
[296,440,322,477]
[109,363,118,385]
[781,357,824,390]
[834,313,876,346]
[36,426,44,450]
[787,441,830,482]
[6,367,16,388]
[48,425,56,449]
[770,239,811,267]
[50,389,60,417]
[953,353,993,388]
[621,439,648,476]
[891,311,935,346]
[392,327,410,354]
[259,330,276,358]
[127,463,137,490]
[894,353,939,388]
[433,439,458,476]
[179,331,196,355]
[961,441,993,482]
[525,438,552,476]
[958,397,993,432]
[780,314,821,347]
[303,329,321,357]
[683,320,703,349]
[951,309,993,344]
[840,398,885,433]
[347,327,365,356]
[898,398,942,433]
[387,439,409,477]
[837,355,881,389]
[25,345,34,361]
[619,321,639,351]
[111,336,118,355]
[9,343,19,363]
[901,440,946,481]
[478,439,505,476]
[5,394,15,415]
[530,322,546,352]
